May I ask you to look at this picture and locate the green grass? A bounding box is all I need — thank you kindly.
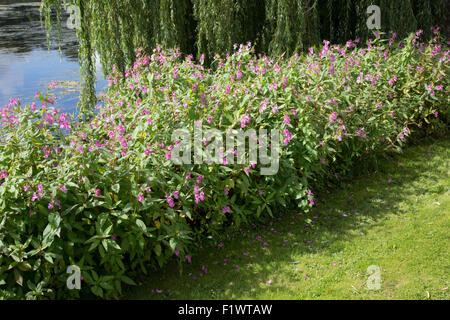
[127,137,450,300]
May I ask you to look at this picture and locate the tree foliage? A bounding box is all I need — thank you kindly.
[41,0,449,111]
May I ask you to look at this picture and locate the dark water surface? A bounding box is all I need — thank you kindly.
[0,1,106,113]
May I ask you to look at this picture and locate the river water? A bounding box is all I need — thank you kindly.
[0,0,106,114]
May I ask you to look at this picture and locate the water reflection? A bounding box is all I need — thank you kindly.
[0,1,106,114]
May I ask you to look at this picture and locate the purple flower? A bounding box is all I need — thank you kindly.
[59,185,67,194]
[330,112,338,123]
[222,206,231,214]
[31,193,39,202]
[166,195,175,208]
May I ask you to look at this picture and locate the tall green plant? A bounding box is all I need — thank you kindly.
[41,0,448,113]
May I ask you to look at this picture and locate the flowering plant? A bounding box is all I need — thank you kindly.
[0,30,448,299]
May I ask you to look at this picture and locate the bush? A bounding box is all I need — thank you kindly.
[0,31,448,299]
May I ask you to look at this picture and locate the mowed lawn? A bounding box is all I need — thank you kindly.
[127,137,449,300]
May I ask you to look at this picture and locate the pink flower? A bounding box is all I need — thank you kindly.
[240,114,250,128]
[196,176,204,184]
[222,206,231,214]
[95,189,101,197]
[186,256,192,263]
[59,185,67,193]
[218,243,224,248]
[266,280,273,285]
[0,170,8,179]
[138,194,144,203]
[272,105,278,114]
[174,249,180,256]
[166,196,175,208]
[330,112,338,123]
[283,129,292,145]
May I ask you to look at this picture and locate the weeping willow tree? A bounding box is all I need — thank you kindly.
[193,0,266,65]
[41,0,448,113]
[261,0,321,56]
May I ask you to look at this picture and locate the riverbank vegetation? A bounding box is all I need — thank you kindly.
[0,29,448,299]
[40,0,449,111]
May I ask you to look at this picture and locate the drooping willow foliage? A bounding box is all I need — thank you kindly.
[41,0,449,112]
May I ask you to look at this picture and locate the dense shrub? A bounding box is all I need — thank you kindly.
[0,31,448,299]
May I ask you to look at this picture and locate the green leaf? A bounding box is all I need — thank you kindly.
[136,219,147,233]
[154,244,162,256]
[121,275,137,286]
[14,269,23,286]
[112,184,120,194]
[169,238,177,251]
